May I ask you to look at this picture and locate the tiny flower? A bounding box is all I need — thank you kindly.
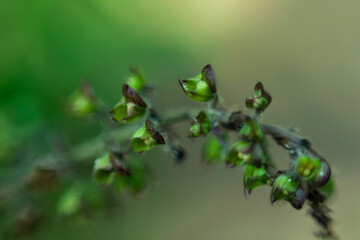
[226,140,256,167]
[130,120,165,152]
[270,174,306,209]
[189,111,212,138]
[126,67,146,92]
[243,164,269,194]
[295,155,320,180]
[246,82,272,113]
[65,82,98,118]
[111,84,147,123]
[295,155,331,187]
[179,64,216,102]
[239,116,264,142]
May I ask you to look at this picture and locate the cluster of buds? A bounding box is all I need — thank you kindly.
[226,117,265,168]
[270,155,332,209]
[110,84,147,123]
[179,64,217,102]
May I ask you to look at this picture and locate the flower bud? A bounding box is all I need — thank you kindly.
[226,141,255,167]
[319,177,335,200]
[130,120,165,152]
[65,82,97,118]
[295,155,331,187]
[126,67,145,92]
[239,117,264,142]
[189,111,212,138]
[93,152,130,186]
[111,84,147,123]
[202,136,223,164]
[246,82,272,113]
[179,64,216,102]
[270,174,305,209]
[243,164,269,194]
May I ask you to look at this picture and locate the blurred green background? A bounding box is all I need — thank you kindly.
[1,0,359,239]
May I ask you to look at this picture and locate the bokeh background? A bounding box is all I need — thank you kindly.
[1,0,359,239]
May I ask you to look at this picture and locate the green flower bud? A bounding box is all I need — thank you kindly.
[111,84,147,123]
[243,165,269,194]
[58,183,84,217]
[130,120,165,152]
[226,141,254,167]
[65,82,97,118]
[202,136,223,164]
[115,159,147,195]
[126,67,145,92]
[179,64,216,102]
[319,177,335,200]
[189,111,212,138]
[295,155,321,180]
[295,155,331,187]
[93,152,115,185]
[239,117,264,142]
[270,174,305,209]
[246,82,272,113]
